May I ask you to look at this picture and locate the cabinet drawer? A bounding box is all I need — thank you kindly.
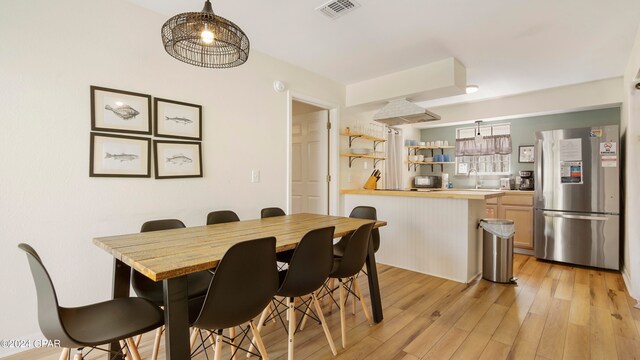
[486,197,498,205]
[500,194,533,206]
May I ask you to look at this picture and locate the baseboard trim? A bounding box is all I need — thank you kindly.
[622,265,639,307]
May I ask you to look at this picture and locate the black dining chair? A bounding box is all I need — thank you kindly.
[261,207,294,266]
[189,236,278,360]
[133,219,213,360]
[326,222,375,348]
[333,206,380,257]
[206,210,240,225]
[249,226,338,359]
[18,243,164,360]
[260,207,286,218]
[329,206,380,314]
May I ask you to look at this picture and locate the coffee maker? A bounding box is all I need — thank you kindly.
[519,170,534,190]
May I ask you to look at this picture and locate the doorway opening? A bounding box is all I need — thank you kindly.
[287,94,339,215]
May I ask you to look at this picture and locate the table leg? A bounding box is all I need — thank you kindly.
[365,239,383,323]
[163,276,190,360]
[109,259,130,358]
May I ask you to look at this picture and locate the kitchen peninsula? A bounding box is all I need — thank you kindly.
[342,189,504,283]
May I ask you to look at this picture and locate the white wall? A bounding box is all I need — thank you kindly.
[621,25,640,300]
[0,0,344,351]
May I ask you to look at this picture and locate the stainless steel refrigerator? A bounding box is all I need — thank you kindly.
[534,125,621,270]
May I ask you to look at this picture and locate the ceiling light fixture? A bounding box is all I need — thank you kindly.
[466,85,480,94]
[161,0,250,68]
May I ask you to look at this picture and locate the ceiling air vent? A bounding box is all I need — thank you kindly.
[316,0,361,20]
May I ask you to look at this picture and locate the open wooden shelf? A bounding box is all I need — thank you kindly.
[406,160,455,171]
[341,153,385,168]
[341,132,386,142]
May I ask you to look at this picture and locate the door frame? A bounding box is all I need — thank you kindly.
[286,90,340,215]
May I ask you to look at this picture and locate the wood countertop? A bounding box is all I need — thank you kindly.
[341,189,505,200]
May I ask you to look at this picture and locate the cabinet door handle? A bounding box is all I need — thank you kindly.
[543,212,608,221]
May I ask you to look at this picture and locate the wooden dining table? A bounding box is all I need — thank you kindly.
[94,213,387,360]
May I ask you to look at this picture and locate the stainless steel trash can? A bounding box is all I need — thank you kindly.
[480,219,517,284]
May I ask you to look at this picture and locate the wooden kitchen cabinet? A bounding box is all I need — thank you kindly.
[485,204,498,218]
[484,192,534,250]
[499,204,534,249]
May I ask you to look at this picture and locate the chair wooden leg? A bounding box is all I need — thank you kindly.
[351,281,357,315]
[353,276,372,325]
[247,305,271,357]
[214,330,223,360]
[73,349,82,360]
[134,334,142,347]
[339,279,347,349]
[230,326,238,360]
[152,327,163,360]
[249,320,270,360]
[299,296,312,331]
[312,292,337,356]
[58,348,69,360]
[119,341,132,360]
[327,278,335,311]
[125,338,142,360]
[190,327,199,351]
[288,297,295,360]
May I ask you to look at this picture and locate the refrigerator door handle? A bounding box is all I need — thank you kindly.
[543,212,608,221]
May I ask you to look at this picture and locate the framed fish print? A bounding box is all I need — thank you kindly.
[153,140,203,179]
[91,86,152,135]
[90,132,151,177]
[154,98,202,140]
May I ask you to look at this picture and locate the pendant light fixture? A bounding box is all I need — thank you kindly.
[474,120,483,145]
[161,0,250,68]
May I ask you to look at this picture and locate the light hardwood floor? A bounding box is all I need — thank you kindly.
[6,254,640,360]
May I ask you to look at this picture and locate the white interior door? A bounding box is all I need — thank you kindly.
[291,109,329,214]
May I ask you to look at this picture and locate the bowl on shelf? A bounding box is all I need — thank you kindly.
[351,148,372,155]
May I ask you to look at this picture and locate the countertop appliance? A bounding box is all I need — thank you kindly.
[414,175,441,188]
[519,170,534,190]
[534,125,620,270]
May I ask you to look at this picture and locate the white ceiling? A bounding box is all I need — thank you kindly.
[128,0,640,107]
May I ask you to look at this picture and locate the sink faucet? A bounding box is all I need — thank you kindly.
[468,169,481,189]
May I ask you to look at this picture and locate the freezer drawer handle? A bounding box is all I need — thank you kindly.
[543,212,608,221]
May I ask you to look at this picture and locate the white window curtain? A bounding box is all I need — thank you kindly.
[384,128,403,189]
[455,134,512,156]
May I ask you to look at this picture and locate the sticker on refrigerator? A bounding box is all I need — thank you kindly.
[560,161,583,184]
[599,142,617,155]
[601,155,617,167]
[590,129,603,137]
[559,139,582,161]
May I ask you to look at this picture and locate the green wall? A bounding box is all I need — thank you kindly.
[418,107,621,188]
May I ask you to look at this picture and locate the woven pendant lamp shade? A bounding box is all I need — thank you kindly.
[161,0,250,68]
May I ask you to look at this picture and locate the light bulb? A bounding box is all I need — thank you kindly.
[201,29,214,44]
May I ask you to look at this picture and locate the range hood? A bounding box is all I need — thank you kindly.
[372,98,440,126]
